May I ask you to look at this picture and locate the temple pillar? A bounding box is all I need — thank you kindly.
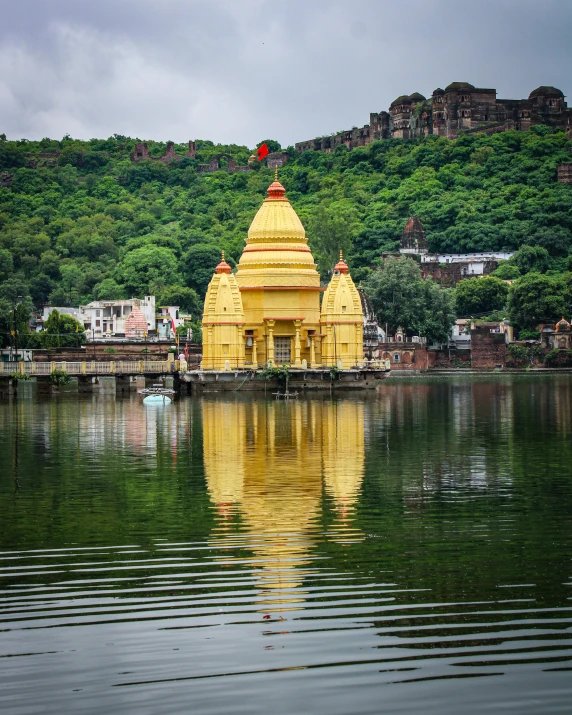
[252,338,258,368]
[237,326,245,368]
[267,320,275,365]
[294,320,302,367]
[309,336,316,367]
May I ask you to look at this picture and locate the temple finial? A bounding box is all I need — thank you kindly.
[274,166,278,182]
[221,250,225,260]
[340,250,343,261]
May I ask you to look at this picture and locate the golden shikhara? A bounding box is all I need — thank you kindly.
[201,177,363,370]
[320,252,364,369]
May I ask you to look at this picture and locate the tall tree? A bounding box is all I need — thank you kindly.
[508,273,569,327]
[307,204,359,278]
[455,276,509,316]
[363,257,455,343]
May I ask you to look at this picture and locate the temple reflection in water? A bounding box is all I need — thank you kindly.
[202,398,366,611]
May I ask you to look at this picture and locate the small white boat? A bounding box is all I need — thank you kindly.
[139,383,175,404]
[138,383,176,397]
[143,394,172,405]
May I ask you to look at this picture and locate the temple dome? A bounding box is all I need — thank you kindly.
[445,82,476,92]
[125,304,147,335]
[246,179,306,242]
[529,86,564,99]
[236,176,320,289]
[408,92,426,102]
[390,95,412,107]
[432,88,445,95]
[555,317,570,333]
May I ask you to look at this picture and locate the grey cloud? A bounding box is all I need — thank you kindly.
[0,0,570,147]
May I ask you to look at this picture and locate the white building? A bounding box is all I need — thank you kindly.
[34,307,81,332]
[421,252,514,276]
[79,296,156,339]
[156,306,186,339]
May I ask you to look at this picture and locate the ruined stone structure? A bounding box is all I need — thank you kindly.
[470,323,507,368]
[266,152,289,170]
[295,83,571,152]
[128,141,267,173]
[420,261,498,287]
[131,140,196,164]
[397,216,512,286]
[400,216,428,255]
[197,153,250,173]
[558,163,572,184]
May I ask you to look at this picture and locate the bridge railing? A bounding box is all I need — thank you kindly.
[0,360,175,376]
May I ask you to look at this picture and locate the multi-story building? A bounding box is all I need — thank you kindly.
[79,296,156,338]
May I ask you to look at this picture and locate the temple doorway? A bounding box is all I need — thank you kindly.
[274,337,291,365]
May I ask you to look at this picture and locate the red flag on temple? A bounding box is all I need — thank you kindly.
[256,143,269,161]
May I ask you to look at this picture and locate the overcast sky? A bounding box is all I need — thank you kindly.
[1,0,571,148]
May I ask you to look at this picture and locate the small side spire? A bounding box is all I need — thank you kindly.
[215,250,231,274]
[334,250,349,274]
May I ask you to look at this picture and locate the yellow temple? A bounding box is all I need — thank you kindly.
[200,173,364,370]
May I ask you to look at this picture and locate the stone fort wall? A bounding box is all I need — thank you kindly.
[296,82,572,153]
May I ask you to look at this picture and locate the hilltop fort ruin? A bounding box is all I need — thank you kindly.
[295,82,572,153]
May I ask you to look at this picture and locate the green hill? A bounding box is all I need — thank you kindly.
[0,128,571,330]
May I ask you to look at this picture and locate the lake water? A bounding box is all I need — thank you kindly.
[1,376,571,714]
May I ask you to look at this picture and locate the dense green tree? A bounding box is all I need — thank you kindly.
[92,278,126,300]
[0,128,571,325]
[182,244,223,297]
[508,245,552,274]
[492,262,521,280]
[507,273,568,327]
[363,257,455,343]
[41,309,86,348]
[156,285,201,316]
[306,203,360,277]
[116,245,180,296]
[0,248,13,280]
[455,276,509,317]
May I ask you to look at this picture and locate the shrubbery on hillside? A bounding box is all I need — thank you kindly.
[1,127,571,342]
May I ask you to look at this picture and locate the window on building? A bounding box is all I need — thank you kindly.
[393,353,401,363]
[96,310,100,317]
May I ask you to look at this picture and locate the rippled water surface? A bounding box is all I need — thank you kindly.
[1,376,572,714]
